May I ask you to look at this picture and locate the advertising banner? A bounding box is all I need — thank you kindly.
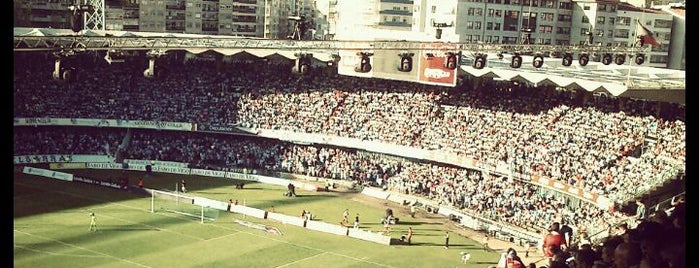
[305,220,349,236]
[49,163,86,170]
[190,168,226,178]
[417,43,458,87]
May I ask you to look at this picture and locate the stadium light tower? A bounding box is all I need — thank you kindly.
[68,0,105,32]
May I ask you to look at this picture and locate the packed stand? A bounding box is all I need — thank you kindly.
[123,130,402,185]
[14,126,125,156]
[13,53,685,205]
[386,161,626,234]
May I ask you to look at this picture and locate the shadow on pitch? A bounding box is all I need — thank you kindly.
[99,226,161,231]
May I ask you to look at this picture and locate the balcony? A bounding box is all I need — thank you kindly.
[233,0,257,4]
[380,0,413,3]
[166,5,185,10]
[379,10,412,16]
[378,21,411,27]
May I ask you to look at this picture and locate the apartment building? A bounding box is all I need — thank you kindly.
[411,0,674,67]
[14,0,74,29]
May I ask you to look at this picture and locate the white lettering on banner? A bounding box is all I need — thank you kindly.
[126,164,147,171]
[423,68,450,79]
[24,118,53,125]
[152,166,191,175]
[124,159,189,168]
[190,168,226,178]
[130,120,190,130]
[86,163,123,169]
[14,155,71,164]
[51,171,74,181]
[225,172,259,182]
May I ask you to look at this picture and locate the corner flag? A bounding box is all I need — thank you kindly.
[636,21,661,46]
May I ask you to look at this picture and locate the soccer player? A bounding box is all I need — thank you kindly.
[180,180,187,193]
[460,252,471,263]
[444,231,450,249]
[343,209,349,222]
[406,227,413,245]
[138,178,144,188]
[353,213,360,229]
[89,212,97,232]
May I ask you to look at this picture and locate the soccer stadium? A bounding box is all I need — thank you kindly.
[14,3,685,267]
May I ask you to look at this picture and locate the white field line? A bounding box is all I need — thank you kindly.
[274,252,327,268]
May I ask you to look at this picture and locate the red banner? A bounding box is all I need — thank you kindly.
[417,43,458,87]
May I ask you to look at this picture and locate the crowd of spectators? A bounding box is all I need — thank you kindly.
[16,126,627,236]
[551,195,686,268]
[386,161,626,234]
[14,53,684,232]
[14,126,124,156]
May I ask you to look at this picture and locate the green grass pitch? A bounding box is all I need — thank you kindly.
[14,169,503,268]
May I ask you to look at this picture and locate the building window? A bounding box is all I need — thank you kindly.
[468,8,474,15]
[542,13,554,21]
[503,36,518,43]
[539,25,552,33]
[610,5,616,12]
[431,6,436,13]
[558,14,571,22]
[494,23,501,30]
[580,28,589,35]
[597,16,605,24]
[663,32,671,41]
[581,16,589,23]
[475,22,482,30]
[467,21,474,29]
[650,55,668,64]
[492,36,500,43]
[655,19,672,28]
[488,9,495,17]
[617,17,631,26]
[487,22,493,30]
[475,8,483,16]
[556,27,570,34]
[597,4,606,11]
[651,44,669,52]
[583,5,590,10]
[609,17,615,25]
[614,29,629,38]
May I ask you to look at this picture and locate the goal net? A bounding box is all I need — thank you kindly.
[150,189,219,223]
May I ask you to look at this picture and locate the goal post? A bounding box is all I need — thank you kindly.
[150,189,219,223]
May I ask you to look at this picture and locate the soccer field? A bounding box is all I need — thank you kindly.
[14,169,503,268]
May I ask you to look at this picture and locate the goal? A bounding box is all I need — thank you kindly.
[150,189,219,223]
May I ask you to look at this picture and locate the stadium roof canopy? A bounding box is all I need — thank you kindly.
[460,53,685,104]
[15,27,683,104]
[13,27,338,62]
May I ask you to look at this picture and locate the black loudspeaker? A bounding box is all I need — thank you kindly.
[473,55,487,69]
[634,54,645,65]
[510,55,522,68]
[602,53,613,65]
[562,53,573,67]
[615,54,626,65]
[532,55,544,68]
[578,53,590,66]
